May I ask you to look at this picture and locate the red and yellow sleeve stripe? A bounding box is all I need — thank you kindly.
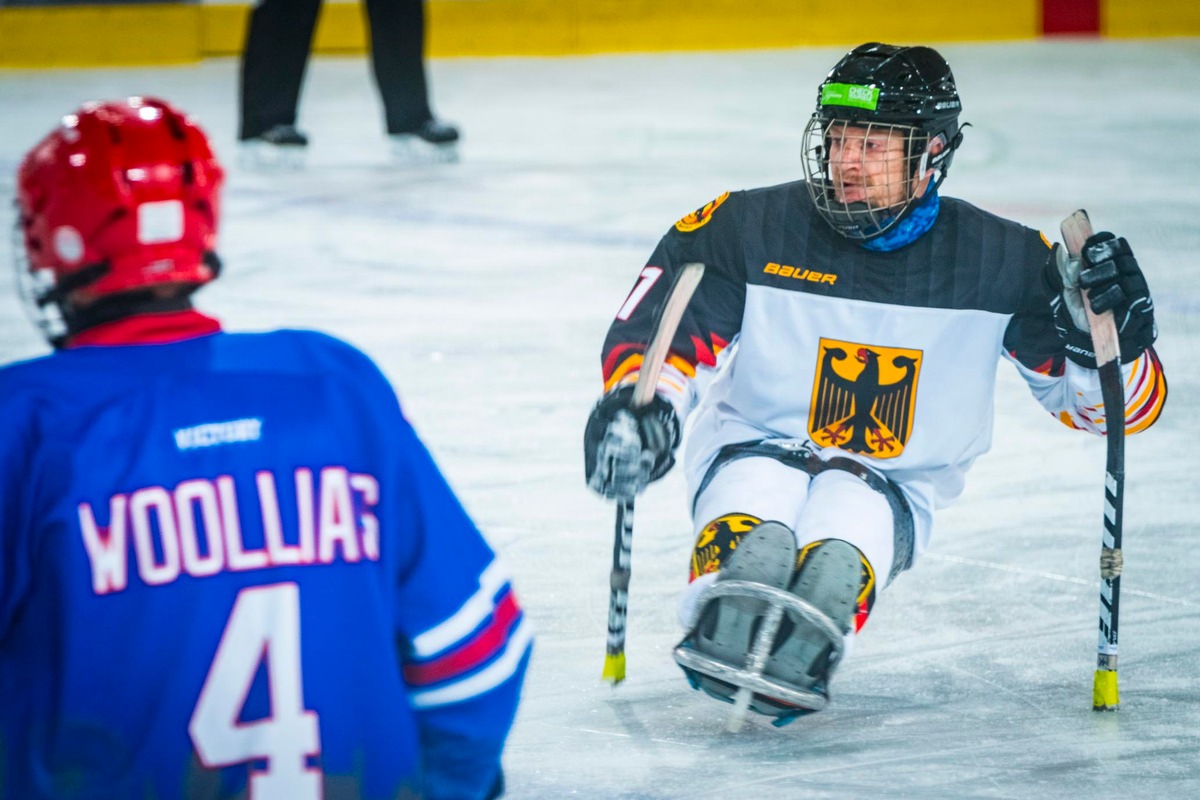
[601,333,729,394]
[1124,346,1167,434]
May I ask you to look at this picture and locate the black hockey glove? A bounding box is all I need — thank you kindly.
[584,385,681,500]
[1049,232,1156,368]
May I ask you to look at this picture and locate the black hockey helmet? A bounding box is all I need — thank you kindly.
[802,43,966,240]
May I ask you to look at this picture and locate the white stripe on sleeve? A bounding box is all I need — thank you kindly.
[412,559,510,658]
[410,619,534,709]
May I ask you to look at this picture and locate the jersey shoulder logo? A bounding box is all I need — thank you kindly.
[674,191,730,232]
[808,337,922,459]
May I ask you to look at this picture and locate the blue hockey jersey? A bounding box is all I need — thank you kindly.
[0,314,531,800]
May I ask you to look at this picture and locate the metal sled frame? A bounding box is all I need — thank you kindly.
[673,580,846,721]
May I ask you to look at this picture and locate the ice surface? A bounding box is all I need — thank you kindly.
[2,38,1198,799]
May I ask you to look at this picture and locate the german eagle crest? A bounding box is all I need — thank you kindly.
[808,337,922,458]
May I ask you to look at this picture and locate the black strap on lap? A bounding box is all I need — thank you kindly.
[694,440,915,583]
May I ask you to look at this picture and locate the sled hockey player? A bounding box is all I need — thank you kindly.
[1,97,530,798]
[584,42,1166,726]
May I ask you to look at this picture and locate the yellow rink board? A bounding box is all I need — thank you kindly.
[0,0,1196,69]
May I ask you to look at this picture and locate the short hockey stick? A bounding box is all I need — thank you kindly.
[602,262,705,685]
[1060,209,1124,711]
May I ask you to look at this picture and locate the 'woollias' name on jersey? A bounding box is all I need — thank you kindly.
[77,466,380,596]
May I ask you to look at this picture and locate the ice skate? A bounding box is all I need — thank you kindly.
[390,119,460,164]
[237,124,308,169]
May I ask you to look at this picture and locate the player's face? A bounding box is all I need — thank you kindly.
[825,123,914,210]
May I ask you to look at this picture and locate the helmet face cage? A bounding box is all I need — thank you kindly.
[11,212,68,344]
[802,115,936,241]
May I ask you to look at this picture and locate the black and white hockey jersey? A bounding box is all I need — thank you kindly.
[599,181,1166,554]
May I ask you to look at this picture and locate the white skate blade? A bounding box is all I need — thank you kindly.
[237,141,306,170]
[390,135,459,164]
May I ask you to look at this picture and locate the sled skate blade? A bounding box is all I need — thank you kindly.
[675,579,843,723]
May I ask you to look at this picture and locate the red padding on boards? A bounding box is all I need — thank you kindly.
[1043,0,1100,34]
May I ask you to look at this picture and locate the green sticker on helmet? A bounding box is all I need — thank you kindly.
[821,83,880,110]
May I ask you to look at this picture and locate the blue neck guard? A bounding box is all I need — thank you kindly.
[860,191,940,252]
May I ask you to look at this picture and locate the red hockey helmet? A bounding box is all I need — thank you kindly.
[15,96,224,337]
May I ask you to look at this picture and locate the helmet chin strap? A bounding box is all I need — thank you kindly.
[915,150,932,184]
[928,125,967,180]
[202,250,223,278]
[34,262,110,309]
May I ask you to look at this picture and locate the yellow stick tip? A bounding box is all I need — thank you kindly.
[601,653,626,685]
[1092,669,1119,711]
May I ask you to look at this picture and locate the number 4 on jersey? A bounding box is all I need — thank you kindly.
[189,582,322,797]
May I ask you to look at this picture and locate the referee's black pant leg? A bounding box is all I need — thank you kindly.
[364,0,434,133]
[239,0,323,140]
